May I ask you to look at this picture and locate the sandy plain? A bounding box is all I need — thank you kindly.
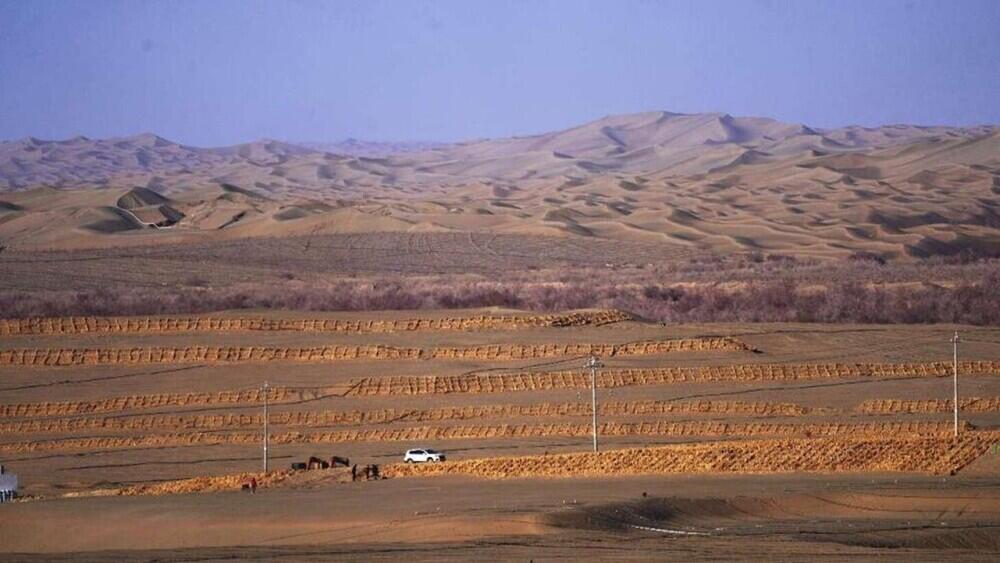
[0,309,997,560]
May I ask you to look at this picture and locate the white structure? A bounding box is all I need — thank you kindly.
[0,465,17,502]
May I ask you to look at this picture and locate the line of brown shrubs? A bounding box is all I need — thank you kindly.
[1,259,997,325]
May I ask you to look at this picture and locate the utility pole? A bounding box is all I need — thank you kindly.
[585,356,604,453]
[952,332,960,437]
[262,381,270,472]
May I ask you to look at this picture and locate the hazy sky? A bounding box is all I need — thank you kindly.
[1,0,998,146]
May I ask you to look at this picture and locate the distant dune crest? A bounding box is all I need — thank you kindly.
[0,111,997,258]
[1,111,993,191]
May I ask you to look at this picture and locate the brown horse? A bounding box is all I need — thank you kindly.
[307,456,329,470]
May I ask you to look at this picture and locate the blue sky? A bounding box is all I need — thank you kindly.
[1,0,998,146]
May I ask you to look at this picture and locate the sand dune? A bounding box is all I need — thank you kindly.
[0,111,997,258]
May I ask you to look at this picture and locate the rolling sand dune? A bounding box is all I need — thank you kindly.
[0,111,997,258]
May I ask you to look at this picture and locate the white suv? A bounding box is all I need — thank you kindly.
[404,448,445,463]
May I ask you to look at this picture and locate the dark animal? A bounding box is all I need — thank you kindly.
[307,456,329,470]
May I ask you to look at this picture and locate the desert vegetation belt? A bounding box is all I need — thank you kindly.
[0,337,750,366]
[382,435,999,478]
[0,420,975,454]
[1,361,996,418]
[345,361,1000,396]
[0,310,632,336]
[0,400,814,434]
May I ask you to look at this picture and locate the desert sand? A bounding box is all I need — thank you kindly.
[0,309,997,560]
[1,111,997,258]
[0,111,998,560]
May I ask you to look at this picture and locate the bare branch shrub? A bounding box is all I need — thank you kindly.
[1,258,997,325]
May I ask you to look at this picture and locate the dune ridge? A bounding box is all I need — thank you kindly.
[1,111,997,258]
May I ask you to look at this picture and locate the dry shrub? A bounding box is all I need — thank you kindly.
[384,434,1000,479]
[0,399,811,434]
[64,470,298,498]
[0,258,997,325]
[0,337,749,367]
[0,310,632,336]
[0,344,423,366]
[0,420,970,454]
[2,361,994,420]
[345,361,1000,396]
[858,397,1000,414]
[0,387,316,418]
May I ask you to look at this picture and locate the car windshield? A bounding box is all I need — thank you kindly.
[425,450,439,454]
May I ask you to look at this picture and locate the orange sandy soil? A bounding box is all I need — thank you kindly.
[0,309,997,560]
[2,472,999,560]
